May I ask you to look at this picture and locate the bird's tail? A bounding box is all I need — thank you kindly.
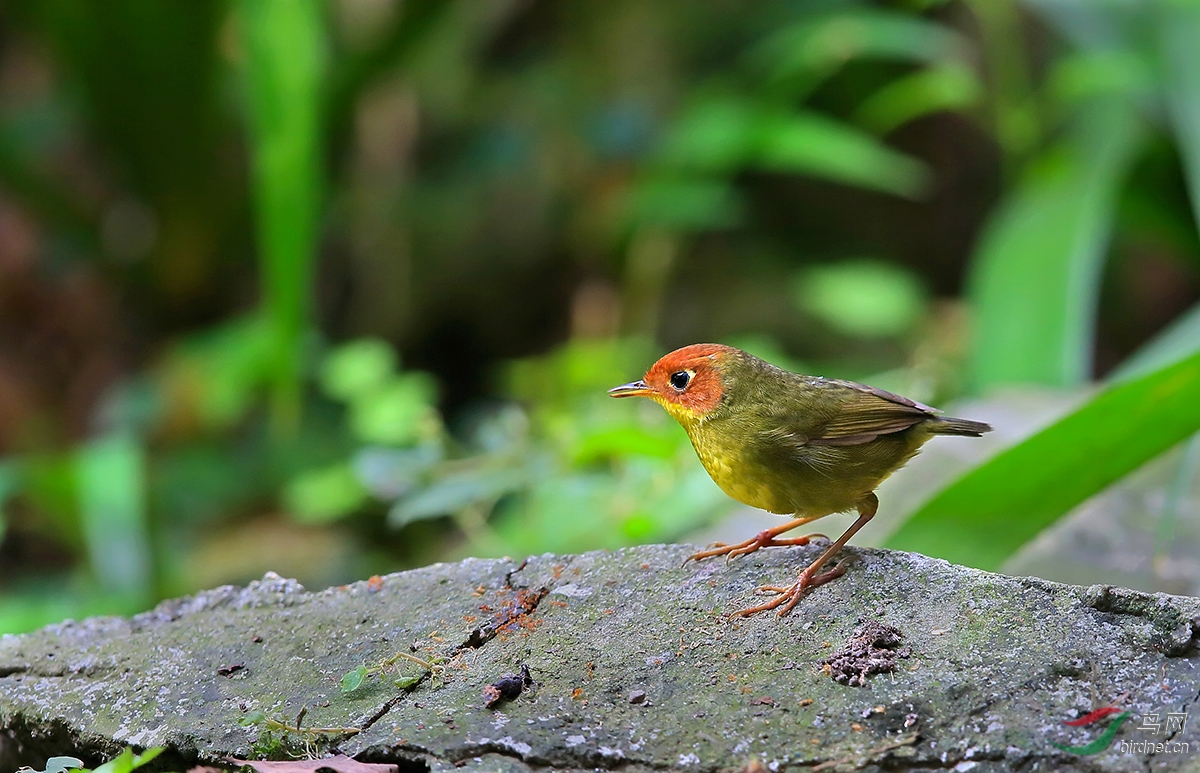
[929,416,992,437]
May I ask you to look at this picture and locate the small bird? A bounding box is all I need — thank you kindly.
[609,343,991,618]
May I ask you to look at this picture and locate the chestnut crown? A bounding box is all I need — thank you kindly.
[608,343,734,418]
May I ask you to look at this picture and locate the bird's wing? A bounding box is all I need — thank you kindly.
[807,379,936,446]
[756,378,937,449]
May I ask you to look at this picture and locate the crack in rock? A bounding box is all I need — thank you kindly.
[368,738,710,773]
[460,559,551,651]
[357,560,553,740]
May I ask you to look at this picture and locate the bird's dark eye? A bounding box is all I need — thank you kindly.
[669,370,692,390]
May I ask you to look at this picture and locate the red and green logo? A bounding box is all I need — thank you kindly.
[1050,706,1132,755]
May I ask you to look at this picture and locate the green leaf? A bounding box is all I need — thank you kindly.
[170,315,274,430]
[319,338,398,402]
[389,467,526,527]
[1049,51,1154,107]
[43,757,84,773]
[238,710,268,727]
[88,748,134,773]
[571,425,680,464]
[657,97,929,198]
[1025,0,1139,52]
[0,593,141,637]
[126,748,163,772]
[239,0,326,435]
[349,373,438,446]
[856,64,982,134]
[87,747,160,773]
[755,9,968,86]
[76,432,151,600]
[626,176,743,231]
[656,98,755,173]
[752,111,930,198]
[792,259,926,338]
[968,98,1143,389]
[394,674,420,689]
[341,664,368,693]
[87,744,162,773]
[283,463,368,523]
[886,348,1200,569]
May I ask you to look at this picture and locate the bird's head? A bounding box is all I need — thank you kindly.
[608,343,736,424]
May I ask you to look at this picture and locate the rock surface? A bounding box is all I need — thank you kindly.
[1,544,1199,772]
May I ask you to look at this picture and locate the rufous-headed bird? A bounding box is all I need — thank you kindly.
[609,343,991,618]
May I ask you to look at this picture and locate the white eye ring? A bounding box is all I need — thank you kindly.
[669,370,694,391]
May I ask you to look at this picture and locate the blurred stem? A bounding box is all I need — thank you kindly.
[621,228,679,338]
[1153,432,1200,579]
[377,649,434,672]
[967,0,1040,177]
[76,431,152,603]
[0,460,18,550]
[325,0,450,180]
[239,0,326,439]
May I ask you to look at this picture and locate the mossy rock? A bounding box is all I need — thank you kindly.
[1,544,1198,772]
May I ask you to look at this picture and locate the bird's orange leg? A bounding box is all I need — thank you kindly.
[683,514,827,565]
[733,492,878,618]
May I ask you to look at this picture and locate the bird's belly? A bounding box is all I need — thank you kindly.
[695,452,781,512]
[689,426,895,517]
[692,436,833,516]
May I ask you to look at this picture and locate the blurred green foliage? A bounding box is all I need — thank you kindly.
[241,0,326,434]
[888,348,1200,567]
[0,0,1198,634]
[13,748,165,773]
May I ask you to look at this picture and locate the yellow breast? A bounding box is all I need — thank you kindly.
[684,421,796,515]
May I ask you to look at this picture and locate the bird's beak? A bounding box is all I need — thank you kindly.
[608,380,651,398]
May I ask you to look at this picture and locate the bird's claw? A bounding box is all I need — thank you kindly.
[731,560,850,618]
[684,529,823,567]
[682,542,729,566]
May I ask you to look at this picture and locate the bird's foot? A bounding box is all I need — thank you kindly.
[731,561,849,618]
[683,530,827,566]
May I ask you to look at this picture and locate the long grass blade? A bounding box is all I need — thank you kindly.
[968,98,1142,389]
[886,348,1200,569]
[239,0,326,435]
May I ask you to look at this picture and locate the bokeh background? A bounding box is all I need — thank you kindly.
[2,0,1199,635]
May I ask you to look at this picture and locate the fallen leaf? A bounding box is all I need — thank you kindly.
[19,756,83,773]
[341,664,368,693]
